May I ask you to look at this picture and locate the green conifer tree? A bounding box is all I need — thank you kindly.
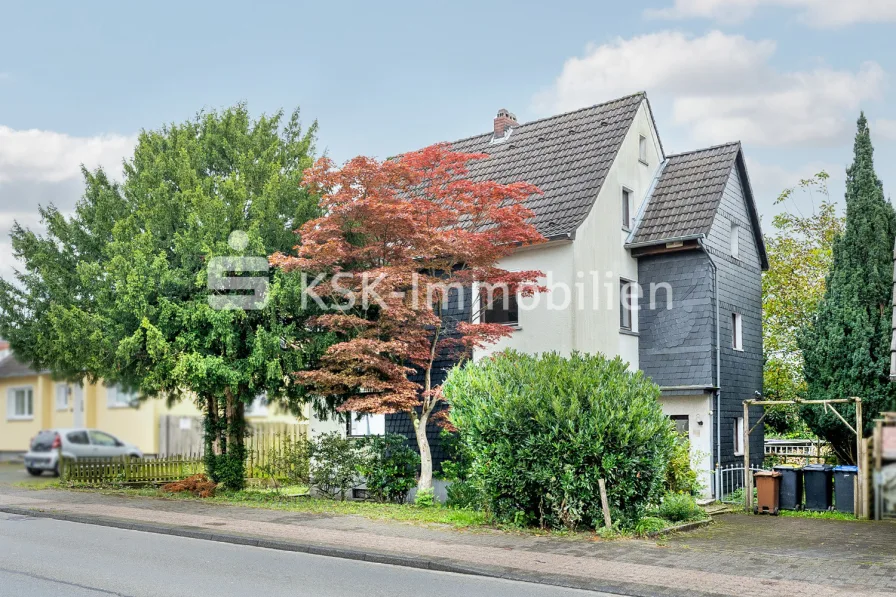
[800,114,896,463]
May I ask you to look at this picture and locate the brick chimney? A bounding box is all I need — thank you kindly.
[494,108,518,139]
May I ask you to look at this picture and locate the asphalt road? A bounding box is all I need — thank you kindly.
[0,512,614,597]
[0,462,56,487]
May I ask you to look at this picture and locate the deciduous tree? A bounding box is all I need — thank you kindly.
[272,144,545,492]
[762,172,843,436]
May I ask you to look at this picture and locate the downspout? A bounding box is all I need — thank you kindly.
[699,237,722,499]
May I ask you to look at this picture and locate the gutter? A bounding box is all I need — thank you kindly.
[698,237,722,500]
[624,233,705,250]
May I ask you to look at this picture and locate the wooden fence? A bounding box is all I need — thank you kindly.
[245,429,310,483]
[61,454,204,486]
[158,415,308,458]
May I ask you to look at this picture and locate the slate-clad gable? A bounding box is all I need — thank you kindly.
[629,143,769,271]
[449,93,648,239]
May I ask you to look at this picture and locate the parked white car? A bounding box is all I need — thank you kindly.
[24,428,143,476]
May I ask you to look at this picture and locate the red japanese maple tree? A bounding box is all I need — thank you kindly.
[271,143,546,491]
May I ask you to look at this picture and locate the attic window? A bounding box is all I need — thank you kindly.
[622,188,632,229]
[730,221,740,258]
[639,135,648,164]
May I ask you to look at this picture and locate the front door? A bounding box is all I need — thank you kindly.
[72,384,84,428]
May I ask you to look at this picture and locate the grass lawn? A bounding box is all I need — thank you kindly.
[14,475,708,538]
[75,484,492,529]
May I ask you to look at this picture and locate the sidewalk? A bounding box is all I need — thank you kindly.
[1,485,894,597]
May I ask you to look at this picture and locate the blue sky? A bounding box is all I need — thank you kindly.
[1,0,895,279]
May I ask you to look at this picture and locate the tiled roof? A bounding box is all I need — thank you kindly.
[0,354,43,379]
[630,142,742,245]
[449,93,647,238]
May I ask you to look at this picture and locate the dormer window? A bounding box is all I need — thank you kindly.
[639,135,648,164]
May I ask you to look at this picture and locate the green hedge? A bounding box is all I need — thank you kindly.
[444,351,675,530]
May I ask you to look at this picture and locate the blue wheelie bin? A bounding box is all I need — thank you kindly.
[833,465,858,514]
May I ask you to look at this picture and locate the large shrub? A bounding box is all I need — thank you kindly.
[444,351,676,530]
[357,434,420,503]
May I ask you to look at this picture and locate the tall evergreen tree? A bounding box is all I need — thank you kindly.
[800,114,896,463]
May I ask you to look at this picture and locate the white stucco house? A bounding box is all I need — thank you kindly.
[311,92,768,498]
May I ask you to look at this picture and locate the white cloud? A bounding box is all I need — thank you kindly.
[0,126,135,183]
[535,31,885,147]
[875,119,896,142]
[646,0,896,28]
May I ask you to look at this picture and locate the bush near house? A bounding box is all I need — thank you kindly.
[444,350,676,530]
[665,433,702,495]
[357,434,420,503]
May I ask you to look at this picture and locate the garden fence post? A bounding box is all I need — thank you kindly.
[743,401,752,512]
[598,479,612,529]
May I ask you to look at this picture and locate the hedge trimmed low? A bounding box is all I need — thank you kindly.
[444,350,675,530]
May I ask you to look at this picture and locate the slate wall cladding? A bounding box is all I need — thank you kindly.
[637,251,715,389]
[636,165,764,468]
[704,167,765,467]
[384,284,473,471]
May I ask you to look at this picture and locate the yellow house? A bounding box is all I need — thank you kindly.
[0,353,303,457]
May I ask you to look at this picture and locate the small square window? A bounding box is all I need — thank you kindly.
[734,417,745,456]
[670,415,689,435]
[639,135,648,164]
[732,313,743,351]
[620,279,634,331]
[730,221,740,258]
[622,188,632,229]
[481,287,519,326]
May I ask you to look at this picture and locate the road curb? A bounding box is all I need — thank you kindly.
[0,504,731,597]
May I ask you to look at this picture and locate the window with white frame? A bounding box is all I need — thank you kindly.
[620,279,635,331]
[245,394,269,417]
[622,188,632,229]
[734,417,745,456]
[55,383,69,411]
[7,386,34,420]
[347,412,385,437]
[732,313,743,351]
[730,221,740,258]
[639,135,648,164]
[107,384,138,408]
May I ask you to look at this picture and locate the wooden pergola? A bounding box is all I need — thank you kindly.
[742,396,868,519]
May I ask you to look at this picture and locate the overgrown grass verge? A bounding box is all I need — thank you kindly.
[25,482,711,539]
